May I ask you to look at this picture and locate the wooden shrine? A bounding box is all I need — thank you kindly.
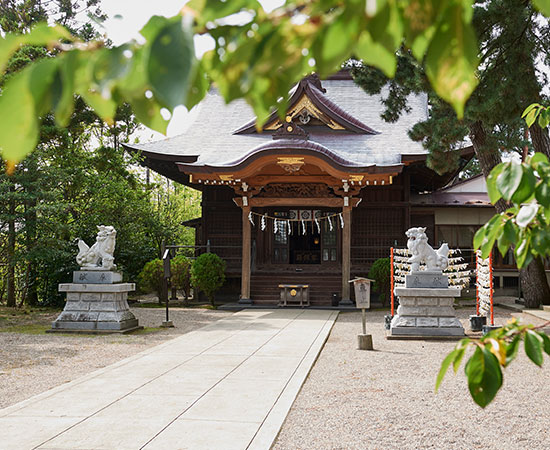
[125,71,487,307]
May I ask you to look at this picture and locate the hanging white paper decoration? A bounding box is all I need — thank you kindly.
[287,220,291,235]
[261,214,266,231]
[302,220,306,235]
[328,216,333,231]
[248,211,254,226]
[339,213,344,229]
[315,217,321,234]
[274,219,278,234]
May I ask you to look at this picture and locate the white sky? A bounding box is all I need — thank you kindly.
[97,0,283,141]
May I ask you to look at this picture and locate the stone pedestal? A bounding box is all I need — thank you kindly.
[50,271,141,333]
[390,286,464,337]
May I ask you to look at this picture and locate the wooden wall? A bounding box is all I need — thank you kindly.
[351,174,409,272]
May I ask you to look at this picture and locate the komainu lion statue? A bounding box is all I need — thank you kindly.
[406,227,449,272]
[76,225,117,270]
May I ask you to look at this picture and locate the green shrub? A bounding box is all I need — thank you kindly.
[137,259,163,300]
[171,255,192,300]
[368,257,391,306]
[191,253,226,307]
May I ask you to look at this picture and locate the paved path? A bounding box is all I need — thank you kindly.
[0,309,337,450]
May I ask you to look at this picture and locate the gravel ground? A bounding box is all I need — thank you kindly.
[0,307,231,409]
[273,308,550,450]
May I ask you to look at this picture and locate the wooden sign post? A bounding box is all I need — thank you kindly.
[349,277,374,350]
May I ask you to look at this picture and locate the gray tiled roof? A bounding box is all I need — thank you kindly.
[128,79,429,167]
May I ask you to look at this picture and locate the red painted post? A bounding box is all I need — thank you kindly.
[390,247,395,317]
[489,252,494,326]
[476,252,479,316]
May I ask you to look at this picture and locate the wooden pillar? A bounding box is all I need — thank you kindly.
[339,204,353,306]
[239,204,253,304]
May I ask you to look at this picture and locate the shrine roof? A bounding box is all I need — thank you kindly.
[125,78,431,169]
[176,139,402,173]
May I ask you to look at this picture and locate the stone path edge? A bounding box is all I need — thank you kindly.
[247,311,339,450]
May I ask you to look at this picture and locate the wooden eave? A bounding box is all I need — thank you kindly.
[176,141,402,189]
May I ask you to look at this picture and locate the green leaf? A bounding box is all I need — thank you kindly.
[533,0,550,17]
[476,214,504,257]
[530,152,549,167]
[511,166,536,204]
[52,51,78,127]
[516,203,539,228]
[515,233,532,268]
[187,0,262,28]
[355,31,397,78]
[538,109,550,129]
[143,15,196,110]
[540,332,550,355]
[424,2,479,118]
[525,329,544,367]
[505,335,520,366]
[524,108,538,128]
[185,59,210,111]
[535,180,550,208]
[402,0,445,60]
[436,349,458,392]
[0,58,58,163]
[496,220,516,257]
[128,93,170,134]
[497,162,523,202]
[464,345,503,408]
[0,69,38,163]
[486,163,505,204]
[453,346,467,373]
[522,103,540,118]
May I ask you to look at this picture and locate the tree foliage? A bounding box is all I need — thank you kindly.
[0,0,518,165]
[190,253,226,307]
[367,257,391,305]
[474,154,550,268]
[0,1,202,307]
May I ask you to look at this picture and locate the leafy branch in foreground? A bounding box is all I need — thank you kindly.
[0,0,490,166]
[436,319,550,407]
[473,154,550,268]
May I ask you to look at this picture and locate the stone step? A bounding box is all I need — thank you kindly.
[523,309,550,322]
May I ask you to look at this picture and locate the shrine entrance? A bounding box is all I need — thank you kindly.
[271,210,339,265]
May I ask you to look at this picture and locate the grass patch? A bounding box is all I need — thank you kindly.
[132,327,163,335]
[0,306,61,330]
[0,324,51,334]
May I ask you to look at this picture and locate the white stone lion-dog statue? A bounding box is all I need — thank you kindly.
[76,225,117,270]
[406,227,449,273]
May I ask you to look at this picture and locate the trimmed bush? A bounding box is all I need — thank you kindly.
[368,257,391,306]
[137,258,163,300]
[191,253,226,307]
[171,255,192,301]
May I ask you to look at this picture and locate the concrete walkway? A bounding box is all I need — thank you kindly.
[0,309,337,450]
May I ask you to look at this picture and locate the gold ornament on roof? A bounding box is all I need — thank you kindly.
[277,157,305,174]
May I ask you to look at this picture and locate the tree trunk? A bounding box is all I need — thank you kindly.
[6,183,16,307]
[25,194,38,306]
[525,123,550,305]
[520,257,550,307]
[469,121,550,307]
[529,123,550,159]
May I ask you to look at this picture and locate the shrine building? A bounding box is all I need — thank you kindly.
[125,71,502,307]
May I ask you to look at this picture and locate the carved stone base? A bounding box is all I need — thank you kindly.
[390,287,464,337]
[51,282,139,333]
